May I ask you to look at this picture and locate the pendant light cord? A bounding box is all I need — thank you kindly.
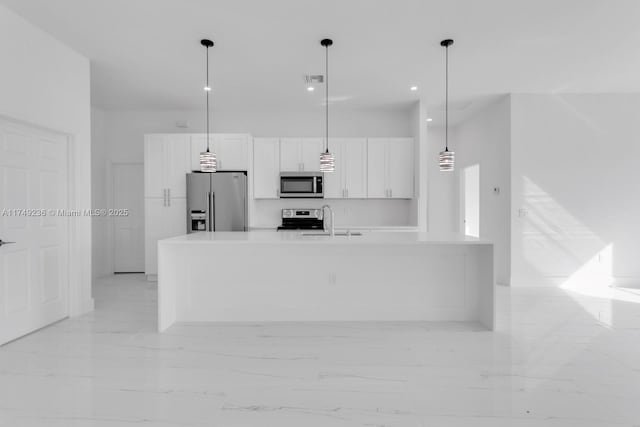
[445,44,449,152]
[206,45,210,152]
[325,44,329,153]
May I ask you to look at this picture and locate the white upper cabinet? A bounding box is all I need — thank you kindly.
[301,138,323,171]
[190,134,250,171]
[279,138,323,172]
[253,138,280,199]
[279,138,301,171]
[323,138,367,199]
[367,138,414,199]
[144,134,191,198]
[215,134,249,170]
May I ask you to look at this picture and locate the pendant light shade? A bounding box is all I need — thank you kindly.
[439,149,454,171]
[319,38,335,173]
[200,39,216,173]
[439,38,455,172]
[200,149,217,173]
[320,149,335,172]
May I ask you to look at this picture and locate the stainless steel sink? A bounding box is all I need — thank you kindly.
[300,231,363,237]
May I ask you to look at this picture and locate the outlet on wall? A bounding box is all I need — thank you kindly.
[329,272,337,285]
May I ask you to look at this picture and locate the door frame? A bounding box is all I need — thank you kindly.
[106,160,144,274]
[0,114,86,326]
[459,163,480,237]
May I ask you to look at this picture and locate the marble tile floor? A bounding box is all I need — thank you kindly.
[1,274,640,426]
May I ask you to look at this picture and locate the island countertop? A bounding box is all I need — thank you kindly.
[160,231,492,246]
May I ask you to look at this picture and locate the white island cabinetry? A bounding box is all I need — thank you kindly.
[158,232,494,331]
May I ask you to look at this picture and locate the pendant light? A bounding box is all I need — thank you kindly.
[319,38,335,173]
[199,39,217,173]
[439,39,455,172]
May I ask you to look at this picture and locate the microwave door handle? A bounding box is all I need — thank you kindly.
[313,177,317,194]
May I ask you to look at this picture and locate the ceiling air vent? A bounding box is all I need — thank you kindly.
[304,75,324,84]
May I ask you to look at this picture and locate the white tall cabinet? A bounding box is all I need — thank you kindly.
[323,138,368,199]
[367,138,414,199]
[144,134,191,277]
[144,133,251,277]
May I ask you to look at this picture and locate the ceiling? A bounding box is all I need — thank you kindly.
[2,0,640,117]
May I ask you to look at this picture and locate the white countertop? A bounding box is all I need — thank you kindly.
[160,231,492,246]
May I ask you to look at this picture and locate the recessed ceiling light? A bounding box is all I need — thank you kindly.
[204,86,211,91]
[307,86,315,92]
[410,86,418,91]
[426,118,433,122]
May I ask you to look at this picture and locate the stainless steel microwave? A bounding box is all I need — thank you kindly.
[279,172,324,198]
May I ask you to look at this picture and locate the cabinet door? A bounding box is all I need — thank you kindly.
[322,142,343,198]
[215,134,249,170]
[301,138,323,171]
[366,138,387,198]
[144,197,165,275]
[343,138,368,198]
[144,135,166,198]
[144,197,187,275]
[253,138,280,199]
[166,197,187,237]
[165,135,191,198]
[387,138,414,198]
[280,138,302,171]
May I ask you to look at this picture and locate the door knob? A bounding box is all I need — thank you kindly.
[0,240,16,247]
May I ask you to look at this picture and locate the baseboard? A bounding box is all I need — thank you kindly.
[510,276,640,288]
[70,297,94,317]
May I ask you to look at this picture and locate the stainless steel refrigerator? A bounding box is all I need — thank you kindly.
[186,172,248,233]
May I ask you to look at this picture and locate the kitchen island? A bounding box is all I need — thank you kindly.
[158,231,495,331]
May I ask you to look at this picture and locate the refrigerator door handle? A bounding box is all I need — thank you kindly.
[207,191,216,232]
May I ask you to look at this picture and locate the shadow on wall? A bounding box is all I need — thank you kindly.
[512,94,640,291]
[516,176,640,327]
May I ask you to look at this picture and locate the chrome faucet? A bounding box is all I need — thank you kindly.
[321,204,335,237]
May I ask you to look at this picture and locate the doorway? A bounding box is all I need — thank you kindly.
[462,164,480,237]
[112,163,144,273]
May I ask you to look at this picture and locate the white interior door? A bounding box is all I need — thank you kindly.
[113,163,144,273]
[463,164,480,237]
[0,120,69,345]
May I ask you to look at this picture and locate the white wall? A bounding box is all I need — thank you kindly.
[103,108,412,163]
[409,101,428,231]
[426,125,458,233]
[0,5,93,314]
[455,96,511,285]
[91,107,111,278]
[252,199,413,228]
[511,94,640,287]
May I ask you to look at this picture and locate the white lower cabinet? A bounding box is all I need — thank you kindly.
[144,197,186,276]
[323,138,367,198]
[367,137,414,199]
[253,138,280,199]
